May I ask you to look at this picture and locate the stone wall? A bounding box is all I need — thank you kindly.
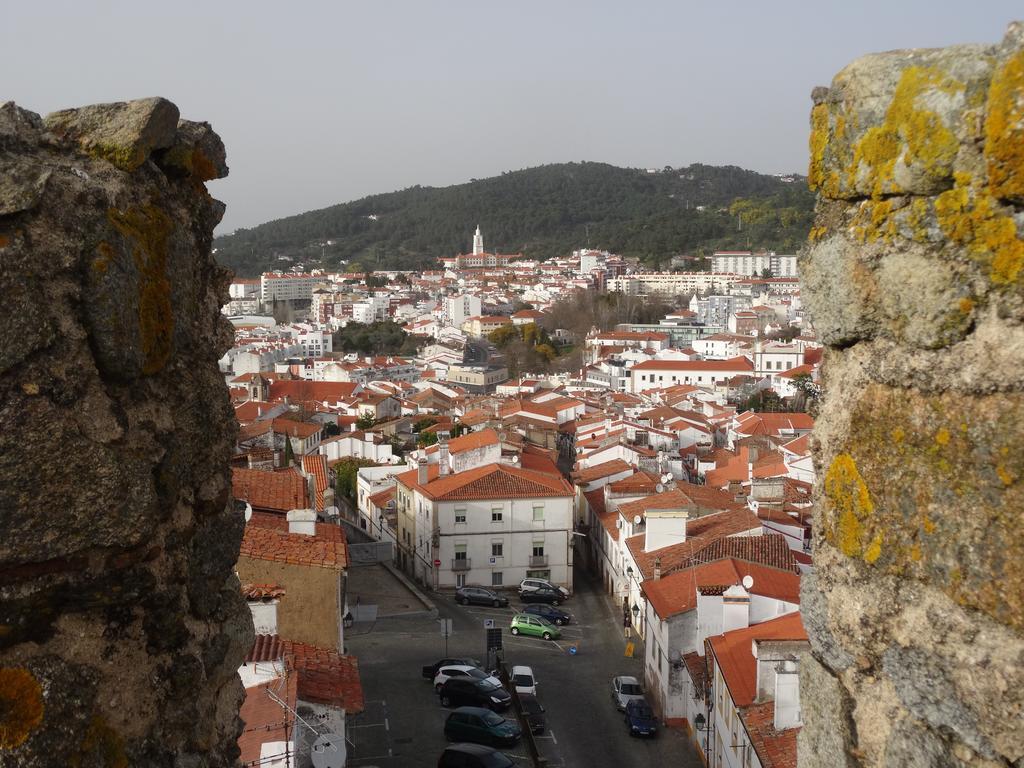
[799,22,1024,768]
[0,99,252,766]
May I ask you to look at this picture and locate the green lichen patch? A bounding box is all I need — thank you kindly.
[828,384,1024,631]
[0,667,44,749]
[107,205,175,375]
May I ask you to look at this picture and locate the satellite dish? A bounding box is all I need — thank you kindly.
[633,515,642,525]
[311,734,346,768]
[511,455,519,464]
[742,575,754,590]
[244,502,253,522]
[324,505,340,518]
[655,483,664,493]
[661,473,672,484]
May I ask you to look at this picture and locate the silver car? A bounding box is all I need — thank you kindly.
[612,675,645,711]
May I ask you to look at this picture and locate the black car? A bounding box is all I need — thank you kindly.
[518,586,563,605]
[522,603,572,625]
[456,587,510,608]
[624,699,658,737]
[423,657,482,679]
[516,692,546,734]
[439,677,512,711]
[437,743,514,768]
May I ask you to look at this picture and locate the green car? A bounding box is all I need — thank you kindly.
[509,613,561,641]
[444,706,522,747]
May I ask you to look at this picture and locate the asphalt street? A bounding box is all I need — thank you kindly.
[344,564,702,768]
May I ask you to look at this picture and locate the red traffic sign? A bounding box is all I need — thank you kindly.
[433,559,441,567]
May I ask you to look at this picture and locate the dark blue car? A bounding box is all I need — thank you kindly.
[523,604,572,626]
[624,699,658,737]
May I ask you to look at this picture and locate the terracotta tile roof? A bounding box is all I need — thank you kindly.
[235,401,278,421]
[683,652,708,700]
[301,454,329,512]
[631,356,754,372]
[271,417,322,439]
[239,675,297,767]
[573,459,632,484]
[642,558,801,620]
[734,411,814,437]
[240,512,348,570]
[616,484,744,521]
[623,507,762,579]
[708,612,807,707]
[424,427,500,455]
[241,584,286,602]
[406,463,573,501]
[741,701,799,768]
[247,632,285,663]
[269,380,359,403]
[779,433,811,456]
[690,534,797,572]
[233,468,309,513]
[607,471,661,495]
[281,639,365,713]
[367,487,396,509]
[238,421,274,442]
[518,451,562,477]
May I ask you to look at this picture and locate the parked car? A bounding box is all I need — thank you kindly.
[444,706,522,747]
[423,657,482,680]
[611,675,645,711]
[510,665,537,696]
[516,692,546,734]
[522,604,572,626]
[509,613,561,641]
[518,578,569,598]
[437,743,514,768]
[439,677,512,711]
[434,665,502,692]
[456,586,510,607]
[624,699,658,737]
[518,586,564,605]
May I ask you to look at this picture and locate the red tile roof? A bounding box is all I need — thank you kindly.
[233,468,310,513]
[282,639,365,713]
[631,357,754,372]
[734,412,814,436]
[404,463,573,501]
[271,417,322,439]
[741,700,799,768]
[241,584,286,601]
[573,459,633,484]
[239,675,297,767]
[708,612,807,707]
[240,511,348,570]
[301,454,329,512]
[616,484,743,520]
[269,380,359,403]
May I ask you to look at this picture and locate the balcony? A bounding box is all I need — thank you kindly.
[529,555,549,567]
[451,558,472,571]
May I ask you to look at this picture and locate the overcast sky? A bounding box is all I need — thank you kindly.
[3,2,1018,233]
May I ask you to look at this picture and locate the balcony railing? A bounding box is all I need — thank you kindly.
[451,558,472,571]
[529,555,549,567]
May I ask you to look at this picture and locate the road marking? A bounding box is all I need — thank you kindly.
[550,729,557,745]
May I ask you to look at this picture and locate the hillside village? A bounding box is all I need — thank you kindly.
[228,226,819,768]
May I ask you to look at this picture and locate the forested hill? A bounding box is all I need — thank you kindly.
[214,162,813,277]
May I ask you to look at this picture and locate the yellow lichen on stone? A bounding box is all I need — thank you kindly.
[107,204,175,375]
[809,103,831,192]
[935,176,1024,285]
[824,453,879,561]
[935,427,951,446]
[848,66,962,198]
[0,667,44,749]
[985,49,1024,201]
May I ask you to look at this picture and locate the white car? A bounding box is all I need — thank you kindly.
[612,675,645,711]
[510,665,538,696]
[518,578,570,598]
[433,665,502,692]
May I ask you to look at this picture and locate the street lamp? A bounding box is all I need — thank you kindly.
[631,603,640,621]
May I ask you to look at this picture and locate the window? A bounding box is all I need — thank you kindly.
[491,542,503,557]
[454,506,466,524]
[532,542,545,557]
[491,506,503,522]
[454,544,467,560]
[456,573,466,588]
[491,571,503,586]
[532,505,545,522]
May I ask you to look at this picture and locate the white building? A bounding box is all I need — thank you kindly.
[260,272,321,303]
[608,272,744,297]
[630,357,754,394]
[445,293,482,329]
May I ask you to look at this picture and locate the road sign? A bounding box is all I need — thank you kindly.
[433,559,441,567]
[486,628,502,651]
[440,618,453,636]
[483,619,495,629]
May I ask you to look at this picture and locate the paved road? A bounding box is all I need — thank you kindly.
[344,564,702,767]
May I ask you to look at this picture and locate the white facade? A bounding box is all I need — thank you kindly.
[608,272,743,297]
[260,273,320,303]
[445,293,482,329]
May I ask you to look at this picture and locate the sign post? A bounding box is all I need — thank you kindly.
[439,618,452,656]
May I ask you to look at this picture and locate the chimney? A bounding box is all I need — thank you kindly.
[721,583,750,633]
[653,557,662,581]
[644,508,688,552]
[437,431,451,476]
[247,592,280,635]
[417,457,429,486]
[286,508,317,536]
